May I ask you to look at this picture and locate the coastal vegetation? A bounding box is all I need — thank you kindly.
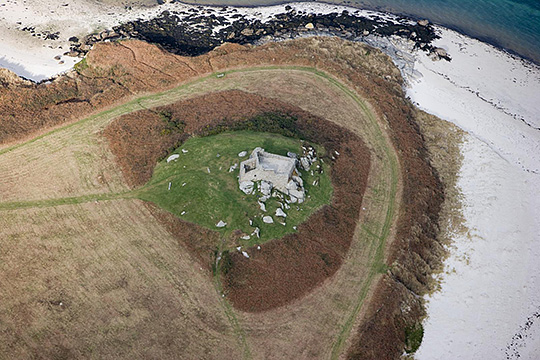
[0,38,451,360]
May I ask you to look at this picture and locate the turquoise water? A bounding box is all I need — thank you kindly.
[181,0,540,64]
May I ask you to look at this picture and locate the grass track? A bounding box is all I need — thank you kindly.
[0,66,399,360]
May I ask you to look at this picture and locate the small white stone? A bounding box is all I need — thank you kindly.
[207,167,211,173]
[166,154,179,163]
[238,151,247,157]
[182,182,187,187]
[181,211,186,215]
[260,180,273,196]
[258,201,266,212]
[216,220,227,228]
[252,227,260,238]
[257,245,261,250]
[276,208,287,217]
[182,149,188,154]
[242,251,250,258]
[241,235,251,240]
[263,216,274,224]
[240,180,254,194]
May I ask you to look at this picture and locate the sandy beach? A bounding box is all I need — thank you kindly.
[1,1,539,358]
[407,26,540,359]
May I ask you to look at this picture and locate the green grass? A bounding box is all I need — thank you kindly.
[137,131,333,248]
[74,58,89,74]
[404,323,424,353]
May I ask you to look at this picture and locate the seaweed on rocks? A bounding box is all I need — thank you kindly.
[105,7,440,58]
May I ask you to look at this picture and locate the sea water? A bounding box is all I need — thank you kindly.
[180,0,540,64]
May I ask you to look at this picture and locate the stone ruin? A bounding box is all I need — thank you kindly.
[238,146,318,204]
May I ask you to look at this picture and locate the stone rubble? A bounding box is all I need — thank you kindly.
[239,180,254,194]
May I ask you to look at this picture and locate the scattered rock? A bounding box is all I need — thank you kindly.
[300,156,311,171]
[241,235,251,240]
[263,216,274,224]
[64,51,80,57]
[216,220,227,228]
[182,149,188,153]
[238,151,247,157]
[241,28,254,36]
[292,175,303,187]
[258,201,266,212]
[305,23,314,30]
[252,227,260,238]
[239,180,254,194]
[260,180,273,196]
[435,47,448,57]
[276,208,287,217]
[166,154,179,162]
[418,19,429,26]
[242,251,250,258]
[229,163,238,172]
[289,188,305,203]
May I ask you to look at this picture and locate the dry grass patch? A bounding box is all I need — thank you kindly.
[0,199,241,360]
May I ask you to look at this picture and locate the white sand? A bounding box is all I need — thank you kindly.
[407,27,540,360]
[1,1,540,358]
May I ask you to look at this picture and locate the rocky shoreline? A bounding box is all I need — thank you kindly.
[67,5,450,63]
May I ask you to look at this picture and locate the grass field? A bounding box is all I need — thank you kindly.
[0,65,399,359]
[138,131,332,247]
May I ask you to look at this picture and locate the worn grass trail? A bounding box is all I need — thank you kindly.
[0,66,399,360]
